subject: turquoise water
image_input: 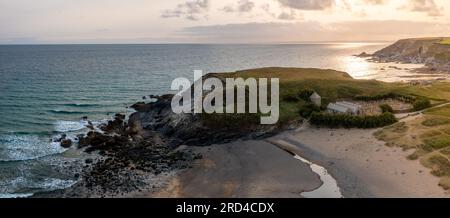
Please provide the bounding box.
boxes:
[0,43,386,197]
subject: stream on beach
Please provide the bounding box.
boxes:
[0,43,434,197]
[294,155,342,198]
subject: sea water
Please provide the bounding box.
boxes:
[0,43,424,197]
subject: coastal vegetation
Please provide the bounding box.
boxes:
[379,104,394,113]
[206,67,443,129]
[375,104,450,190]
[439,38,450,45]
[310,112,397,129]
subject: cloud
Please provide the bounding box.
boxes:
[401,0,443,17]
[361,0,388,4]
[182,20,450,43]
[276,0,335,10]
[221,0,255,13]
[278,10,299,20]
[162,0,210,21]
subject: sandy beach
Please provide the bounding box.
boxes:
[142,126,448,198]
[143,140,322,198]
[275,127,449,197]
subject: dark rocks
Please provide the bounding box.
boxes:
[127,92,283,148]
[356,52,371,57]
[86,121,94,130]
[69,80,293,197]
[193,153,203,160]
[54,134,67,143]
[61,139,73,148]
[100,113,127,134]
[371,38,450,72]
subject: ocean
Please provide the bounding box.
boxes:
[0,43,424,197]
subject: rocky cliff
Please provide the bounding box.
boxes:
[371,37,450,71]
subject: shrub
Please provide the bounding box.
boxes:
[283,93,300,102]
[283,89,315,102]
[413,98,432,111]
[423,136,450,150]
[354,92,416,103]
[427,155,450,177]
[355,92,431,112]
[298,89,315,101]
[299,102,321,118]
[380,104,394,113]
[310,112,397,129]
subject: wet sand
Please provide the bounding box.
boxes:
[145,140,322,198]
[143,126,449,198]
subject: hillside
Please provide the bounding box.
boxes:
[371,37,450,71]
[207,68,450,126]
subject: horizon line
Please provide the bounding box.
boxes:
[0,40,392,46]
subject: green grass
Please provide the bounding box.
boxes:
[439,38,450,45]
[425,105,450,117]
[202,67,450,128]
[420,130,443,138]
[421,117,450,127]
[423,135,450,150]
[425,155,450,177]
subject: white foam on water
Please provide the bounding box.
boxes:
[0,176,77,198]
[0,134,67,162]
[0,193,34,198]
[54,120,88,132]
[294,155,343,198]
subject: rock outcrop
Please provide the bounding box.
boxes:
[371,37,450,71]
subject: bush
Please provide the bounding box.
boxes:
[299,102,321,118]
[355,92,431,112]
[413,98,432,111]
[283,89,314,102]
[423,136,450,150]
[354,92,415,103]
[283,93,300,102]
[380,104,394,113]
[310,112,398,129]
[298,89,315,101]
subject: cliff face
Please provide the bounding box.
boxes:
[372,37,450,71]
[128,91,293,148]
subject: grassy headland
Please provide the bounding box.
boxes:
[440,38,450,45]
[204,67,448,128]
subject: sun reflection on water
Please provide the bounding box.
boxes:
[343,56,372,79]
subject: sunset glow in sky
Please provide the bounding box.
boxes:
[1,0,449,44]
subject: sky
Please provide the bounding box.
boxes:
[0,0,449,44]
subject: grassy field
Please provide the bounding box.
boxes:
[375,104,450,190]
[439,38,450,45]
[204,67,450,126]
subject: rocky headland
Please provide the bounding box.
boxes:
[36,77,300,197]
[363,37,450,72]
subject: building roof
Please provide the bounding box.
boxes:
[327,103,350,113]
[310,92,321,99]
[335,101,361,112]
